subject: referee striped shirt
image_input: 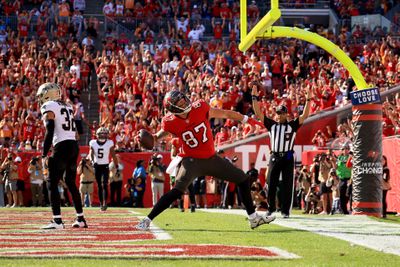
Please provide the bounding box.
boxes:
[264,117,300,153]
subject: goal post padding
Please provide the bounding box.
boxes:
[351,104,383,216]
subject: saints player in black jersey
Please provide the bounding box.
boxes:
[37,82,87,229]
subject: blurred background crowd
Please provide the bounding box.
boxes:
[0,0,399,152]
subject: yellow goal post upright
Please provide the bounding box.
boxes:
[239,0,383,217]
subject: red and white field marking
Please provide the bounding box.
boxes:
[0,209,299,260]
[0,209,167,243]
[0,244,299,259]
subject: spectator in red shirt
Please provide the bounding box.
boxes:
[211,17,225,40]
[215,126,230,146]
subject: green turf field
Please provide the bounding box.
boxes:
[0,208,399,267]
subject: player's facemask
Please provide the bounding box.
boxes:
[164,90,192,115]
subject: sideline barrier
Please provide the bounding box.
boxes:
[6,136,399,210]
[383,137,400,213]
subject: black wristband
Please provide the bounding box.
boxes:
[306,98,311,101]
[252,95,259,101]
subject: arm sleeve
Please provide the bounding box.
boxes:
[290,118,301,132]
[263,117,276,131]
[139,167,147,178]
[42,119,55,157]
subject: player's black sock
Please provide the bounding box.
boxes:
[64,174,84,214]
[77,215,85,222]
[54,218,63,224]
[48,178,61,217]
[148,188,183,220]
[237,179,256,216]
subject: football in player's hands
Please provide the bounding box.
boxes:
[138,129,154,150]
[247,117,265,128]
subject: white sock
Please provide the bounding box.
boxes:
[248,212,257,220]
[145,217,152,222]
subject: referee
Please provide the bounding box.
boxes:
[252,84,311,218]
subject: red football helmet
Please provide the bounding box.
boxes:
[163,90,192,115]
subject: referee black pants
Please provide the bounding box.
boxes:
[266,154,295,215]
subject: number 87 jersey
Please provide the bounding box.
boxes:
[162,99,215,159]
[40,100,77,145]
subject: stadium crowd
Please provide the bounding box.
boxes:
[0,1,399,153]
[0,0,399,213]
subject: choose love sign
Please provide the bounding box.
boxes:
[350,88,381,105]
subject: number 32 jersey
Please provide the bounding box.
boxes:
[162,99,215,159]
[40,100,76,145]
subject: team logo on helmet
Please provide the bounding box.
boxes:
[36,82,62,106]
[163,90,192,115]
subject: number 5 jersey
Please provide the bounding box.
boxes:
[162,99,215,159]
[89,139,114,165]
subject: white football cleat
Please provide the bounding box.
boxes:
[135,217,151,231]
[249,213,276,229]
[72,218,88,228]
[41,220,65,230]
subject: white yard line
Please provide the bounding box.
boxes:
[200,209,400,256]
[130,211,172,240]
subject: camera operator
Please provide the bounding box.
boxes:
[326,168,340,215]
[28,156,44,207]
[126,160,146,207]
[77,158,95,207]
[305,183,320,214]
[147,154,166,206]
[310,155,320,184]
[109,154,124,207]
[337,144,352,214]
[246,162,259,185]
[318,153,335,215]
[297,166,311,213]
[1,154,18,207]
[250,181,268,211]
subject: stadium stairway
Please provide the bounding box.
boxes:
[78,70,99,146]
[85,0,105,16]
[78,1,105,145]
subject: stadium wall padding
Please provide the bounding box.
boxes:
[383,137,400,213]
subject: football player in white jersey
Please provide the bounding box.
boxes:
[89,127,118,211]
[37,82,87,229]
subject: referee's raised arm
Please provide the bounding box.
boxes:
[299,85,313,125]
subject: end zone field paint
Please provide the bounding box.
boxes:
[0,209,299,260]
[0,244,299,260]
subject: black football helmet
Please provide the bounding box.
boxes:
[163,90,192,115]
